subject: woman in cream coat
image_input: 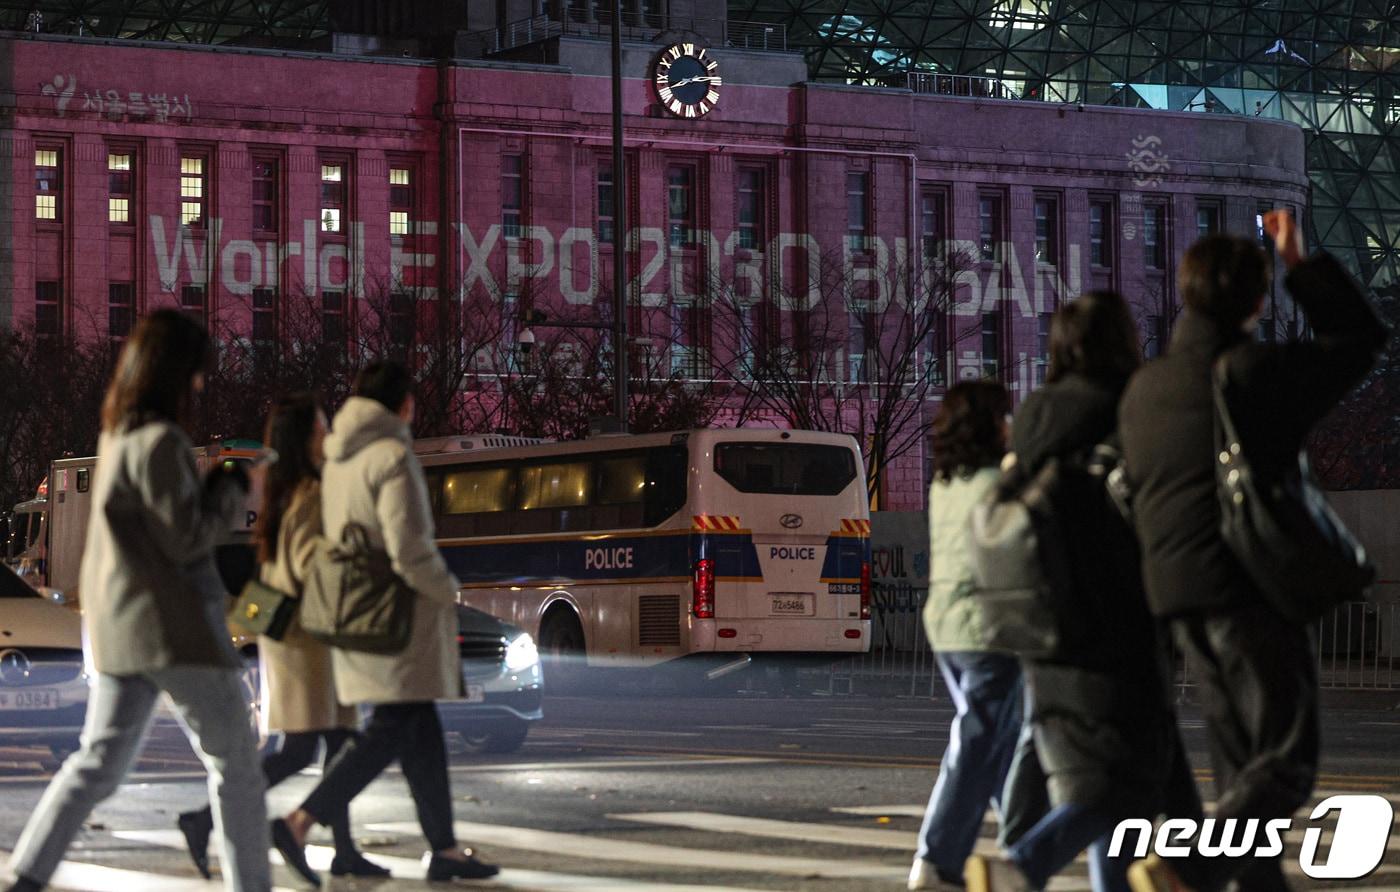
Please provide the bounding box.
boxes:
[177,394,386,880]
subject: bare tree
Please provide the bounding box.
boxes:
[707,245,978,503]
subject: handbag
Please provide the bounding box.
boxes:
[229,577,297,641]
[300,522,416,654]
[1213,357,1375,623]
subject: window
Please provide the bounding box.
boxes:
[981,310,1003,378]
[978,194,1003,261]
[252,288,277,343]
[389,167,412,236]
[389,292,414,355]
[920,188,947,261]
[1144,202,1168,270]
[1034,196,1059,266]
[518,462,592,510]
[35,148,61,222]
[1196,202,1221,239]
[667,164,696,248]
[181,284,206,322]
[1035,311,1053,385]
[597,161,615,244]
[1144,314,1165,359]
[180,156,206,227]
[713,443,857,496]
[736,165,766,250]
[846,172,870,251]
[444,466,515,514]
[596,454,648,505]
[320,162,345,234]
[925,308,948,388]
[501,154,523,239]
[108,283,134,340]
[1089,199,1113,267]
[322,291,345,342]
[35,281,61,337]
[108,152,132,224]
[252,156,279,234]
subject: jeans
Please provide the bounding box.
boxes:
[1171,605,1318,892]
[8,668,269,892]
[1008,802,1126,892]
[916,651,1023,877]
[998,694,1050,850]
[300,702,456,852]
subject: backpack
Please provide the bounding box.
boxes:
[967,444,1123,659]
[300,522,416,654]
[1213,357,1375,622]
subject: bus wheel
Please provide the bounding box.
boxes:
[540,611,586,693]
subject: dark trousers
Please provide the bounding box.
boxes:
[300,702,457,852]
[1172,604,1319,892]
[264,731,357,855]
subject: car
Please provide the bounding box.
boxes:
[0,564,86,762]
[441,604,543,753]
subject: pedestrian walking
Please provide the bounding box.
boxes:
[176,393,387,880]
[909,380,1024,892]
[961,291,1201,892]
[1119,211,1388,892]
[3,310,270,892]
[270,361,498,885]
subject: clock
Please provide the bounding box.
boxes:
[654,43,722,118]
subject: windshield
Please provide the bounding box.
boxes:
[714,442,858,496]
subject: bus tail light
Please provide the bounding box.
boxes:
[859,560,871,620]
[692,558,715,619]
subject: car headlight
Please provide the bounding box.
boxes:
[504,633,539,672]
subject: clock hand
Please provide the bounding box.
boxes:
[671,75,719,88]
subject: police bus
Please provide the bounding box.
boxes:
[417,428,872,683]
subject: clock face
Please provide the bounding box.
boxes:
[654,43,721,118]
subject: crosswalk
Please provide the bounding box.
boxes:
[5,762,1399,892]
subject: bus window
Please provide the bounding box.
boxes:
[643,446,688,526]
[714,443,856,496]
[518,461,591,510]
[596,455,646,505]
[444,466,514,514]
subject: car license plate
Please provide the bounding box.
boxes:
[770,594,813,616]
[0,689,60,710]
[465,684,485,704]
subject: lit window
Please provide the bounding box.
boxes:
[390,212,409,236]
[321,162,345,234]
[109,198,129,223]
[109,152,133,224]
[390,167,412,236]
[35,148,60,222]
[180,156,205,227]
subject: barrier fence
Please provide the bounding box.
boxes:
[825,584,1400,696]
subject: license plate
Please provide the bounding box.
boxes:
[0,689,60,710]
[770,594,813,616]
[465,684,485,704]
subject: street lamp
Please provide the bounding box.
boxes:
[609,0,628,432]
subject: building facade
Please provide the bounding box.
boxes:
[0,9,1308,508]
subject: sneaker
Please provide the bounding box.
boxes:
[964,854,1031,892]
[176,809,213,880]
[908,857,963,890]
[1127,855,1193,892]
[426,851,500,882]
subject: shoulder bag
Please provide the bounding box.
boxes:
[1213,357,1375,623]
[300,522,416,654]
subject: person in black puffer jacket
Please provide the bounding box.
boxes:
[964,291,1200,892]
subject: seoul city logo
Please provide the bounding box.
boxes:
[1110,795,1395,880]
[1126,133,1170,188]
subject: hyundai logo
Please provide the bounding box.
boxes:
[779,513,803,529]
[0,649,32,685]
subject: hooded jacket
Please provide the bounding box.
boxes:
[320,397,461,705]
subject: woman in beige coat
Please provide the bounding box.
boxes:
[177,393,387,880]
[272,362,497,886]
